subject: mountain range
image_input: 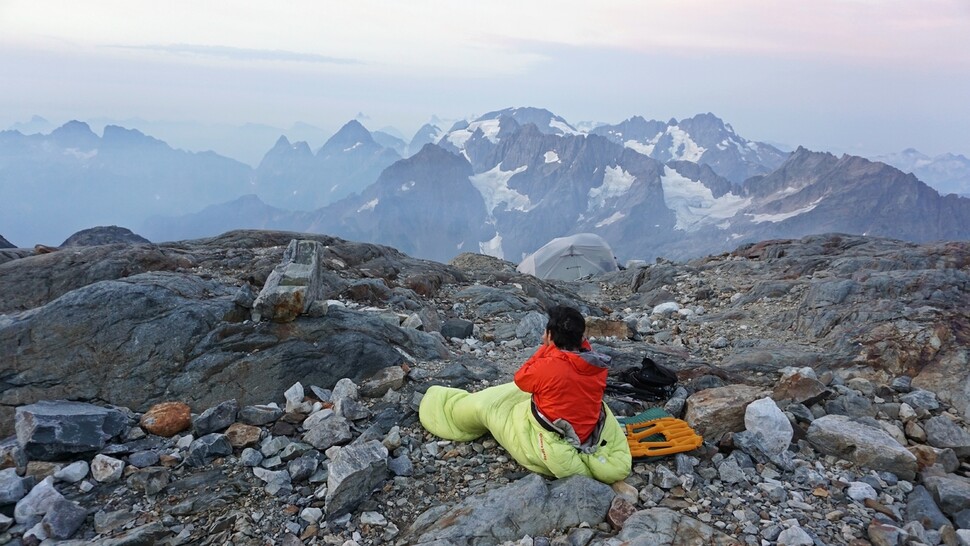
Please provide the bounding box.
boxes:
[4,108,969,262]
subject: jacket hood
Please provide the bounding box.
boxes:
[573,349,612,374]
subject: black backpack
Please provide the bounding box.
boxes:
[606,357,678,401]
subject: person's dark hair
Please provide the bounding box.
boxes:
[546,305,586,351]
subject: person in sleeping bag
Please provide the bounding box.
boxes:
[419,305,631,484]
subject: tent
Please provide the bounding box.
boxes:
[516,233,619,281]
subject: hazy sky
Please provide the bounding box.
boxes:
[2,0,969,158]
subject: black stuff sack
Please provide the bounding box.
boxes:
[606,357,678,401]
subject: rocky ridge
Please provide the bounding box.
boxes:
[1,230,969,545]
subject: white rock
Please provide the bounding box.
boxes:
[284,382,312,414]
[899,403,917,422]
[846,481,878,502]
[14,477,63,525]
[955,529,970,546]
[651,302,680,315]
[303,408,336,430]
[176,434,194,449]
[300,507,323,524]
[360,511,388,526]
[90,455,125,483]
[0,512,12,532]
[744,397,793,456]
[777,524,814,546]
[53,461,89,484]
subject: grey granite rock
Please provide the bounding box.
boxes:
[40,498,87,539]
[193,399,239,435]
[185,433,232,467]
[806,415,917,480]
[326,441,388,518]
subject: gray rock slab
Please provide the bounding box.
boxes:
[806,415,917,480]
[409,474,615,545]
[441,318,474,339]
[15,401,127,460]
[613,507,741,545]
[53,461,89,484]
[326,440,388,518]
[238,404,283,426]
[303,415,353,450]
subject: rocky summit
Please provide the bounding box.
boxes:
[0,229,969,546]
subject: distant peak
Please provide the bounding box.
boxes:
[274,135,291,147]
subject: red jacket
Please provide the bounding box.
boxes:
[513,341,610,443]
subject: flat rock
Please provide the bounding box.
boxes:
[923,474,970,517]
[409,474,615,545]
[613,507,741,545]
[807,415,917,480]
[193,399,239,435]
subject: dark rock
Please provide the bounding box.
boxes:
[185,434,232,467]
[515,311,546,346]
[825,392,875,418]
[441,318,474,339]
[923,415,970,457]
[953,509,970,530]
[388,454,413,477]
[0,273,446,437]
[252,239,324,323]
[358,366,407,398]
[287,456,318,483]
[238,404,284,426]
[15,401,127,460]
[906,485,952,531]
[900,390,941,413]
[60,226,150,247]
[325,440,388,518]
[127,451,160,468]
[408,474,615,545]
[232,284,257,309]
[923,475,970,517]
[193,399,240,435]
[302,415,352,451]
[426,356,502,389]
[38,498,86,540]
[891,376,913,393]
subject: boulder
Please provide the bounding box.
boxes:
[326,441,388,518]
[15,401,128,460]
[193,399,239,435]
[140,402,192,437]
[303,414,353,451]
[0,272,446,437]
[923,475,970,517]
[515,311,546,347]
[409,474,615,545]
[441,318,474,339]
[0,467,26,504]
[806,415,917,480]
[185,434,233,467]
[52,461,88,484]
[772,368,829,405]
[684,384,768,441]
[252,239,323,323]
[923,415,970,457]
[14,477,63,526]
[612,507,740,545]
[41,498,87,539]
[225,423,262,449]
[905,485,952,531]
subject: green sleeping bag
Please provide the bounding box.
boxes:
[419,382,632,484]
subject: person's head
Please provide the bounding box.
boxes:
[545,305,586,350]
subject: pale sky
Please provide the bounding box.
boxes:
[1,0,969,159]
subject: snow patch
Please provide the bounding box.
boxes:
[343,142,363,152]
[549,119,580,135]
[624,138,659,156]
[666,126,706,162]
[746,199,822,223]
[480,233,504,259]
[400,181,416,192]
[469,164,531,216]
[446,119,502,149]
[64,148,98,160]
[595,211,626,227]
[357,199,379,213]
[660,167,750,231]
[588,166,636,210]
[544,151,560,163]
